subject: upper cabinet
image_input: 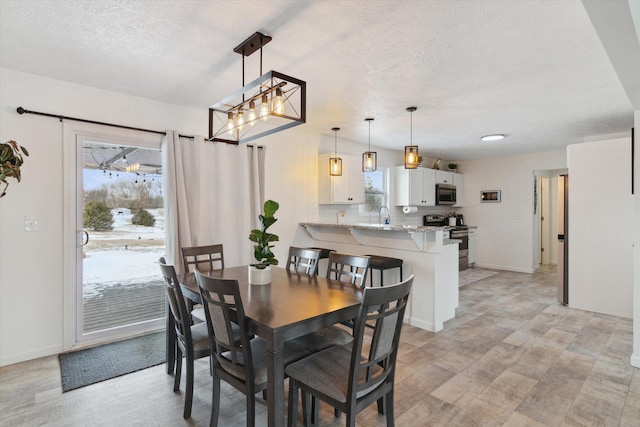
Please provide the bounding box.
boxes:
[318,153,364,204]
[394,166,436,206]
[435,170,453,184]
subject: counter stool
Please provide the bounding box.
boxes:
[365,255,403,287]
[306,247,334,275]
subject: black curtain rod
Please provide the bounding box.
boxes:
[16,106,195,140]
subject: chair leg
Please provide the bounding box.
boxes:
[184,355,194,418]
[377,395,385,414]
[301,391,312,427]
[173,348,182,392]
[247,391,256,427]
[211,374,220,427]
[385,390,395,427]
[288,380,298,427]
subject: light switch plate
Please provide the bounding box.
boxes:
[25,216,38,231]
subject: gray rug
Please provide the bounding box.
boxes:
[59,331,165,392]
[459,268,498,287]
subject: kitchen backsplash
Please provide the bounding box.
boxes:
[314,204,452,226]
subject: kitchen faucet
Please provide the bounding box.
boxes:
[378,206,390,225]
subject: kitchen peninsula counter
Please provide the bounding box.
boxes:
[296,222,459,332]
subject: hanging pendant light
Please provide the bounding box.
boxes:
[404,106,419,169]
[329,127,343,176]
[362,118,377,172]
[208,32,306,144]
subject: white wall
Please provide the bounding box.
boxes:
[457,151,567,273]
[632,110,639,367]
[567,136,634,318]
[0,68,206,366]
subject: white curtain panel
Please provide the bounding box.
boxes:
[162,131,265,272]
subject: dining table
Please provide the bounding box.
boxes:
[167,265,363,427]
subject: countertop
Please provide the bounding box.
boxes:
[300,222,447,233]
[299,222,462,245]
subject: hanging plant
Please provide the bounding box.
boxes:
[0,140,29,198]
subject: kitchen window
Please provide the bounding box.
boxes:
[360,168,388,214]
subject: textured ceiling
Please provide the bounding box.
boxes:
[0,0,636,160]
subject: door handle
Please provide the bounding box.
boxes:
[557,234,564,240]
[82,230,89,246]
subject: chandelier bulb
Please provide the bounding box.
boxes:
[227,112,235,135]
[237,110,245,131]
[272,87,285,115]
[248,100,257,126]
[260,94,269,121]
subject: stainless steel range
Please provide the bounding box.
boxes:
[424,214,469,271]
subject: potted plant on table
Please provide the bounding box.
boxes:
[248,199,279,285]
[0,140,29,198]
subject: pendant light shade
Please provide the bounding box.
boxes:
[362,118,377,172]
[329,127,342,176]
[404,106,419,169]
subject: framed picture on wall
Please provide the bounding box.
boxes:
[481,190,501,203]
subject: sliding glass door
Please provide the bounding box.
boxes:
[76,134,165,342]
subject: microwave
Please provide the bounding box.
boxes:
[436,184,456,205]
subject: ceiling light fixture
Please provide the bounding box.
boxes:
[481,134,505,141]
[329,127,342,176]
[208,32,306,144]
[404,106,419,169]
[362,118,377,172]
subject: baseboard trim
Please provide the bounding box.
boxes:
[474,263,535,274]
[408,317,441,332]
[631,353,640,368]
[0,343,63,368]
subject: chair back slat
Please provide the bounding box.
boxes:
[158,257,192,346]
[349,275,413,399]
[326,252,370,288]
[181,244,224,273]
[195,271,254,383]
[286,246,321,275]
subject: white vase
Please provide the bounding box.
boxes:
[248,265,271,285]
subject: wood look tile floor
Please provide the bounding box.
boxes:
[1,266,638,426]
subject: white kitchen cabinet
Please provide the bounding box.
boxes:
[468,227,477,265]
[453,172,464,207]
[318,153,364,204]
[435,170,454,184]
[394,166,436,206]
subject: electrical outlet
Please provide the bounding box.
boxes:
[25,216,38,232]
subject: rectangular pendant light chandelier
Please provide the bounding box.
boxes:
[208,32,306,144]
[404,106,419,169]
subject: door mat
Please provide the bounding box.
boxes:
[459,268,498,287]
[59,331,165,392]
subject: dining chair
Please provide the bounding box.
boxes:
[286,246,354,353]
[195,270,310,427]
[286,246,321,274]
[158,257,211,419]
[181,244,225,273]
[326,252,370,289]
[181,244,225,322]
[286,274,414,427]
